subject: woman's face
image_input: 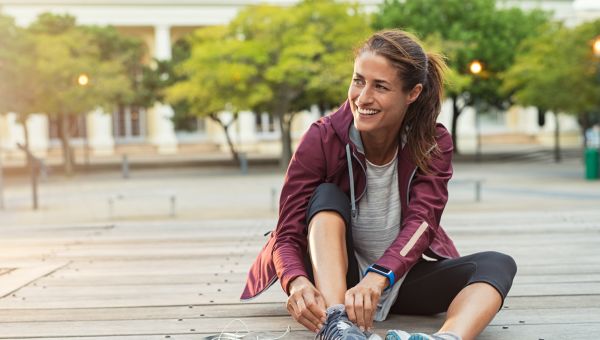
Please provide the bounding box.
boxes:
[348,51,421,139]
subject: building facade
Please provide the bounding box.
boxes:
[0,0,598,161]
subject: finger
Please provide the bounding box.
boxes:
[297,297,322,327]
[297,315,320,333]
[363,296,373,331]
[354,294,365,331]
[315,294,327,323]
[345,293,356,323]
[304,293,326,323]
[287,298,302,319]
[368,292,380,330]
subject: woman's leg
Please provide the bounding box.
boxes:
[437,282,502,340]
[308,210,349,306]
[305,183,360,307]
[390,251,517,340]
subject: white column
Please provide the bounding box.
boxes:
[457,107,477,153]
[86,109,115,156]
[4,113,22,154]
[238,111,257,149]
[154,25,172,60]
[27,114,49,157]
[148,25,178,153]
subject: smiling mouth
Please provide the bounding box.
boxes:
[356,106,380,116]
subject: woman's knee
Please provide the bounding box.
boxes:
[306,183,351,228]
[480,251,517,277]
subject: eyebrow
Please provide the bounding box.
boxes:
[354,72,393,86]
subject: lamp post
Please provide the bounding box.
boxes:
[78,73,91,169]
[469,60,483,162]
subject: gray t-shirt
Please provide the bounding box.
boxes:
[351,152,406,321]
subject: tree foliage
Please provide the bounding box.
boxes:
[167,0,372,167]
[502,19,600,146]
[1,13,143,175]
[0,15,40,121]
[373,0,549,152]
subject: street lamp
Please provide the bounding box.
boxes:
[593,36,600,57]
[78,73,89,86]
[469,60,483,75]
[469,60,484,162]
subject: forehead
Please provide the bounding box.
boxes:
[353,51,399,83]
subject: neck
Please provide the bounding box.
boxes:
[361,132,399,165]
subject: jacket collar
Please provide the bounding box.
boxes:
[329,99,408,156]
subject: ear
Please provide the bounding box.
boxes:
[407,84,423,104]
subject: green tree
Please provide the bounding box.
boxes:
[166,25,270,164]
[374,0,549,153]
[169,0,371,168]
[28,13,132,175]
[0,14,41,155]
[502,20,600,157]
[246,0,371,167]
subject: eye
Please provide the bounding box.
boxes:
[352,78,365,86]
[375,84,389,91]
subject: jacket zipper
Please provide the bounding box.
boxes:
[406,167,418,204]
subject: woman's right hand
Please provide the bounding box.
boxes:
[286,276,327,332]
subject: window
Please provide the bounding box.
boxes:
[113,105,146,141]
[48,115,86,139]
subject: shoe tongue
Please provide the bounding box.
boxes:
[326,304,345,315]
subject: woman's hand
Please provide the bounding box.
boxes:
[344,272,387,332]
[286,276,327,332]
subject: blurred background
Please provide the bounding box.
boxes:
[0,0,599,223]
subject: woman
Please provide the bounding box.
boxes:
[241,30,516,340]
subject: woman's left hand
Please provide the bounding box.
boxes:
[344,272,388,332]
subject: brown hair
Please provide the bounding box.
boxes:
[356,29,447,171]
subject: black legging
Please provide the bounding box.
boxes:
[304,183,517,315]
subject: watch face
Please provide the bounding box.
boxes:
[371,264,391,274]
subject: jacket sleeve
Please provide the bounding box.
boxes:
[375,126,453,281]
[272,123,328,295]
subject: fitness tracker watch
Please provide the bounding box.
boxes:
[365,264,395,290]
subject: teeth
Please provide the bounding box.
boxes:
[357,107,379,115]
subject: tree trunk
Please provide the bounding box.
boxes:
[553,111,561,163]
[451,95,463,154]
[208,113,240,165]
[279,112,294,170]
[21,115,31,167]
[578,114,592,149]
[58,114,74,176]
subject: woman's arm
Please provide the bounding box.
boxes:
[376,125,454,281]
[272,123,329,294]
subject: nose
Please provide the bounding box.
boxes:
[356,86,373,106]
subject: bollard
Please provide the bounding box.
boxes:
[239,152,248,175]
[122,154,130,179]
[170,195,176,217]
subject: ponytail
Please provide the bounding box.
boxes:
[402,52,447,173]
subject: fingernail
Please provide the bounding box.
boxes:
[360,326,365,332]
[318,324,323,330]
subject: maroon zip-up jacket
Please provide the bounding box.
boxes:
[241,100,459,301]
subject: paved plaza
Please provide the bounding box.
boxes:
[0,157,599,339]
